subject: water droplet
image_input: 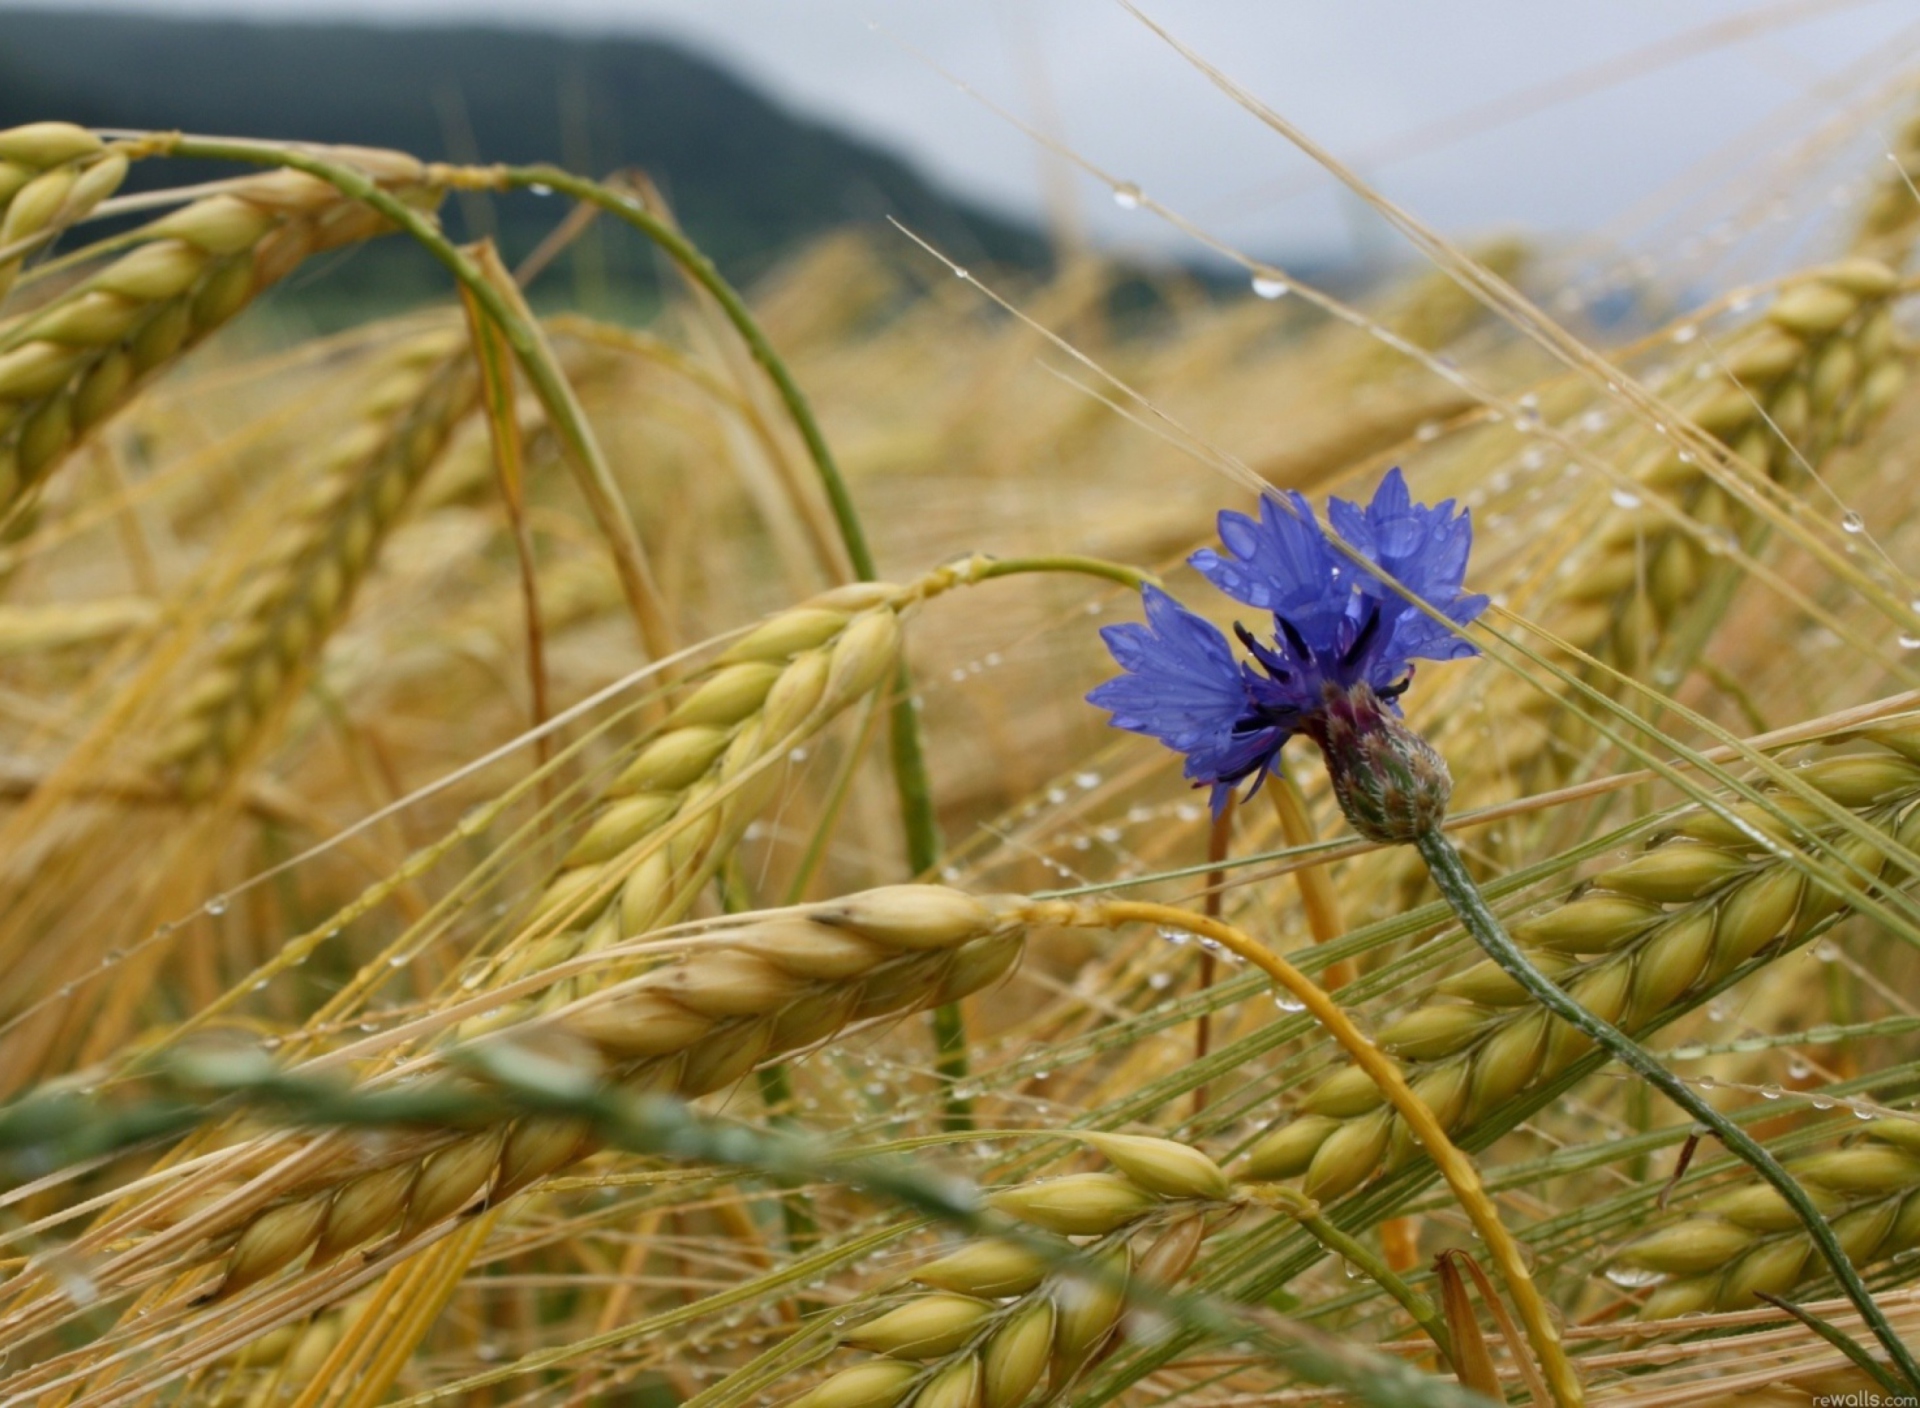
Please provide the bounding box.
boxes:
[1813,939,1839,963]
[1854,1107,1876,1122]
[1610,488,1642,509]
[1273,991,1306,1013]
[1670,324,1698,345]
[529,182,553,196]
[56,1270,98,1307]
[1841,511,1865,534]
[1074,771,1101,790]
[1605,1265,1666,1289]
[1810,1094,1835,1111]
[1414,420,1443,442]
[1147,972,1173,991]
[952,266,970,281]
[1111,182,1143,209]
[206,895,229,916]
[1250,273,1290,300]
[1157,926,1192,947]
[1787,1057,1812,1080]
[1901,633,1920,650]
[1759,1084,1783,1101]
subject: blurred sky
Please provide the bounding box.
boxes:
[18,0,1920,268]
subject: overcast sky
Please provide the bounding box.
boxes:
[14,1,1920,271]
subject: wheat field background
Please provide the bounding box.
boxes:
[2,11,1920,1406]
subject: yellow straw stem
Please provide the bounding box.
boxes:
[1267,773,1354,987]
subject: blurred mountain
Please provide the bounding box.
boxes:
[0,7,1052,310]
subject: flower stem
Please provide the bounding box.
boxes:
[1055,897,1585,1408]
[1413,826,1920,1395]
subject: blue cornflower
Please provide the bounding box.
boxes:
[1087,468,1486,836]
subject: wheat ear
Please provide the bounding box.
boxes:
[200,885,1027,1300]
[0,146,439,513]
[0,122,128,302]
[150,340,478,799]
[785,1135,1229,1408]
[450,581,911,1037]
[1457,259,1907,797]
[1615,1117,1920,1318]
[1245,740,1920,1201]
[1854,106,1920,264]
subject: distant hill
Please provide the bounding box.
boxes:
[0,8,1052,310]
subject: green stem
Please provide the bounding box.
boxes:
[493,165,877,577]
[488,164,977,1126]
[1247,1182,1454,1368]
[966,554,1159,592]
[1413,827,1920,1395]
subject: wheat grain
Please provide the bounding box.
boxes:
[0,123,127,302]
